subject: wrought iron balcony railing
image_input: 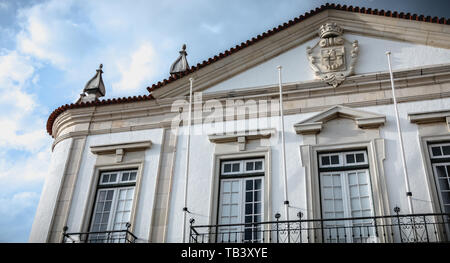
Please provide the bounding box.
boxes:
[189,209,450,243]
[62,223,137,243]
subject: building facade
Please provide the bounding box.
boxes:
[30,4,450,243]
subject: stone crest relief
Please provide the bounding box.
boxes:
[307,23,359,87]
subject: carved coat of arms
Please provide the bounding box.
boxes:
[307,23,359,87]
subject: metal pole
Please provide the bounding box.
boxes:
[385,52,414,215]
[182,77,194,242]
[277,66,290,222]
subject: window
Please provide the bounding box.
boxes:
[218,158,264,243]
[318,151,375,243]
[429,143,450,214]
[89,170,137,242]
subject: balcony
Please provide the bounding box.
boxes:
[189,209,450,243]
[62,223,137,243]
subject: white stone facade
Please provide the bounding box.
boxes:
[30,7,450,243]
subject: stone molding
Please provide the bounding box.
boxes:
[409,109,450,131]
[90,141,152,163]
[294,105,385,134]
[50,63,450,149]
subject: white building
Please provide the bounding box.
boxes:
[30,4,450,243]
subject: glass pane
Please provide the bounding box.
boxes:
[443,146,450,156]
[348,173,357,185]
[245,216,252,223]
[102,174,110,183]
[436,165,447,178]
[232,181,240,192]
[254,203,261,214]
[255,161,263,171]
[334,187,342,199]
[232,163,240,172]
[350,185,359,197]
[130,172,137,181]
[245,204,252,214]
[106,190,114,200]
[334,200,343,211]
[245,192,253,202]
[323,187,333,199]
[99,191,106,201]
[246,162,254,171]
[254,179,262,190]
[230,205,238,216]
[246,180,253,191]
[322,175,332,186]
[223,193,231,204]
[438,179,450,191]
[330,155,339,165]
[355,153,365,163]
[231,193,239,203]
[109,174,117,183]
[222,205,230,215]
[361,197,371,209]
[351,198,361,210]
[254,191,261,202]
[359,185,369,196]
[223,182,231,193]
[332,175,341,186]
[224,164,232,173]
[122,173,129,182]
[358,172,368,184]
[322,156,330,166]
[346,154,355,164]
[432,146,442,156]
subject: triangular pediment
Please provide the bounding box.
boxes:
[150,6,450,99]
[294,106,385,134]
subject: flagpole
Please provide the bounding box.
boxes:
[182,77,194,242]
[277,66,290,221]
[385,52,414,214]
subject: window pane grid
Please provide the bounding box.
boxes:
[90,170,137,242]
[320,167,375,243]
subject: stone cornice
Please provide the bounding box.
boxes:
[408,109,450,127]
[50,63,450,150]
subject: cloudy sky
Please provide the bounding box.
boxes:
[0,0,448,242]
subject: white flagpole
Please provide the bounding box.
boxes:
[385,52,414,214]
[277,66,290,221]
[182,77,194,242]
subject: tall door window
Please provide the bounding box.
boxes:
[429,143,450,214]
[318,151,376,243]
[89,170,137,242]
[218,159,264,243]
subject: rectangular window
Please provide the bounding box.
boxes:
[218,158,264,243]
[318,151,375,243]
[89,170,137,243]
[429,143,450,214]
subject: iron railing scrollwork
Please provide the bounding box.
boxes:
[189,209,450,243]
[62,223,137,243]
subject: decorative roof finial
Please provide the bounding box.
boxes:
[170,44,190,77]
[77,63,106,103]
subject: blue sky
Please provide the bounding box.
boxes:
[0,0,448,243]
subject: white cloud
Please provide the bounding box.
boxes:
[201,23,223,34]
[113,42,159,93]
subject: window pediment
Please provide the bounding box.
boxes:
[294,106,385,135]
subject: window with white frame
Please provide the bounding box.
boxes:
[218,158,264,243]
[318,150,376,243]
[89,170,137,242]
[429,142,450,214]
